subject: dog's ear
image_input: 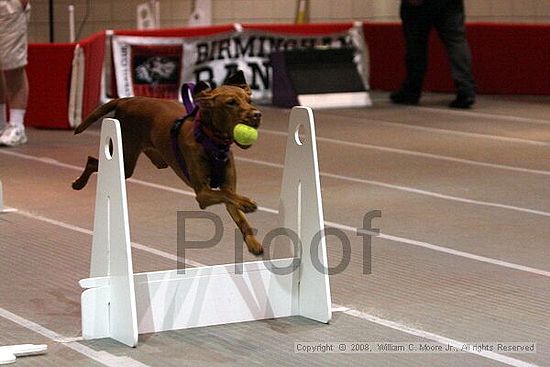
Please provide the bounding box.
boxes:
[193,81,213,96]
[223,71,252,95]
[193,81,215,108]
[224,70,246,86]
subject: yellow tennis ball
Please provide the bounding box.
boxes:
[233,123,258,146]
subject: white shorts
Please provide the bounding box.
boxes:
[0,0,30,70]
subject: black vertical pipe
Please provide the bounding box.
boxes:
[49,0,54,43]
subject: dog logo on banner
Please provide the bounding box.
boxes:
[131,45,183,99]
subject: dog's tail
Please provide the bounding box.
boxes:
[74,98,129,135]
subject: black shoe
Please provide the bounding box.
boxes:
[449,94,475,109]
[390,90,420,105]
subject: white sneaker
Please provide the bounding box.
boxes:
[0,125,27,147]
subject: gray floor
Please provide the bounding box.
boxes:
[1,91,549,366]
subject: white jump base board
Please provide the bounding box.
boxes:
[298,91,372,109]
[81,258,299,337]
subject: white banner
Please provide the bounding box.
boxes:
[111,23,369,103]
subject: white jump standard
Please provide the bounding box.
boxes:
[0,181,18,214]
[79,106,332,347]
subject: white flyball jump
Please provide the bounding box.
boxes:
[79,106,332,347]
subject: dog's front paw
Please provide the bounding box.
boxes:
[236,196,257,213]
[245,235,263,256]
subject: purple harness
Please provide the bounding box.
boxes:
[170,83,232,189]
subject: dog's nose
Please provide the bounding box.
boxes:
[250,110,262,127]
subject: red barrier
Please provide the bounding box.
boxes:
[243,23,356,35]
[361,23,405,92]
[363,22,550,94]
[79,32,106,119]
[468,23,550,94]
[113,25,235,37]
[26,43,75,128]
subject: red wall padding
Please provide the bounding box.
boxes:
[467,23,550,94]
[361,23,406,93]
[113,25,235,37]
[25,43,75,128]
[79,32,106,119]
[243,23,356,35]
[363,22,550,94]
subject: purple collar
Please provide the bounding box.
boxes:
[192,112,232,188]
[171,84,233,189]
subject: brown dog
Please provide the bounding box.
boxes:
[72,71,263,255]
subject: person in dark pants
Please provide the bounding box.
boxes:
[390,0,476,108]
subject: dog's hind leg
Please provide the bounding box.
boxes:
[72,147,141,190]
[72,156,98,190]
[225,203,263,255]
[120,141,145,179]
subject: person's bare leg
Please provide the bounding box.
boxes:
[4,66,28,110]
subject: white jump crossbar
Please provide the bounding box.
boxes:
[79,106,332,347]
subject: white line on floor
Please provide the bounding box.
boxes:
[261,129,550,176]
[328,221,550,278]
[417,106,550,126]
[83,124,550,175]
[8,198,550,280]
[317,110,549,146]
[372,118,549,146]
[369,98,550,126]
[2,149,550,273]
[0,307,150,367]
[4,207,542,367]
[236,156,550,218]
[328,97,550,125]
[337,306,541,367]
[1,205,204,269]
[2,149,549,219]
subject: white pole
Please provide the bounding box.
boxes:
[154,0,160,28]
[68,5,75,42]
